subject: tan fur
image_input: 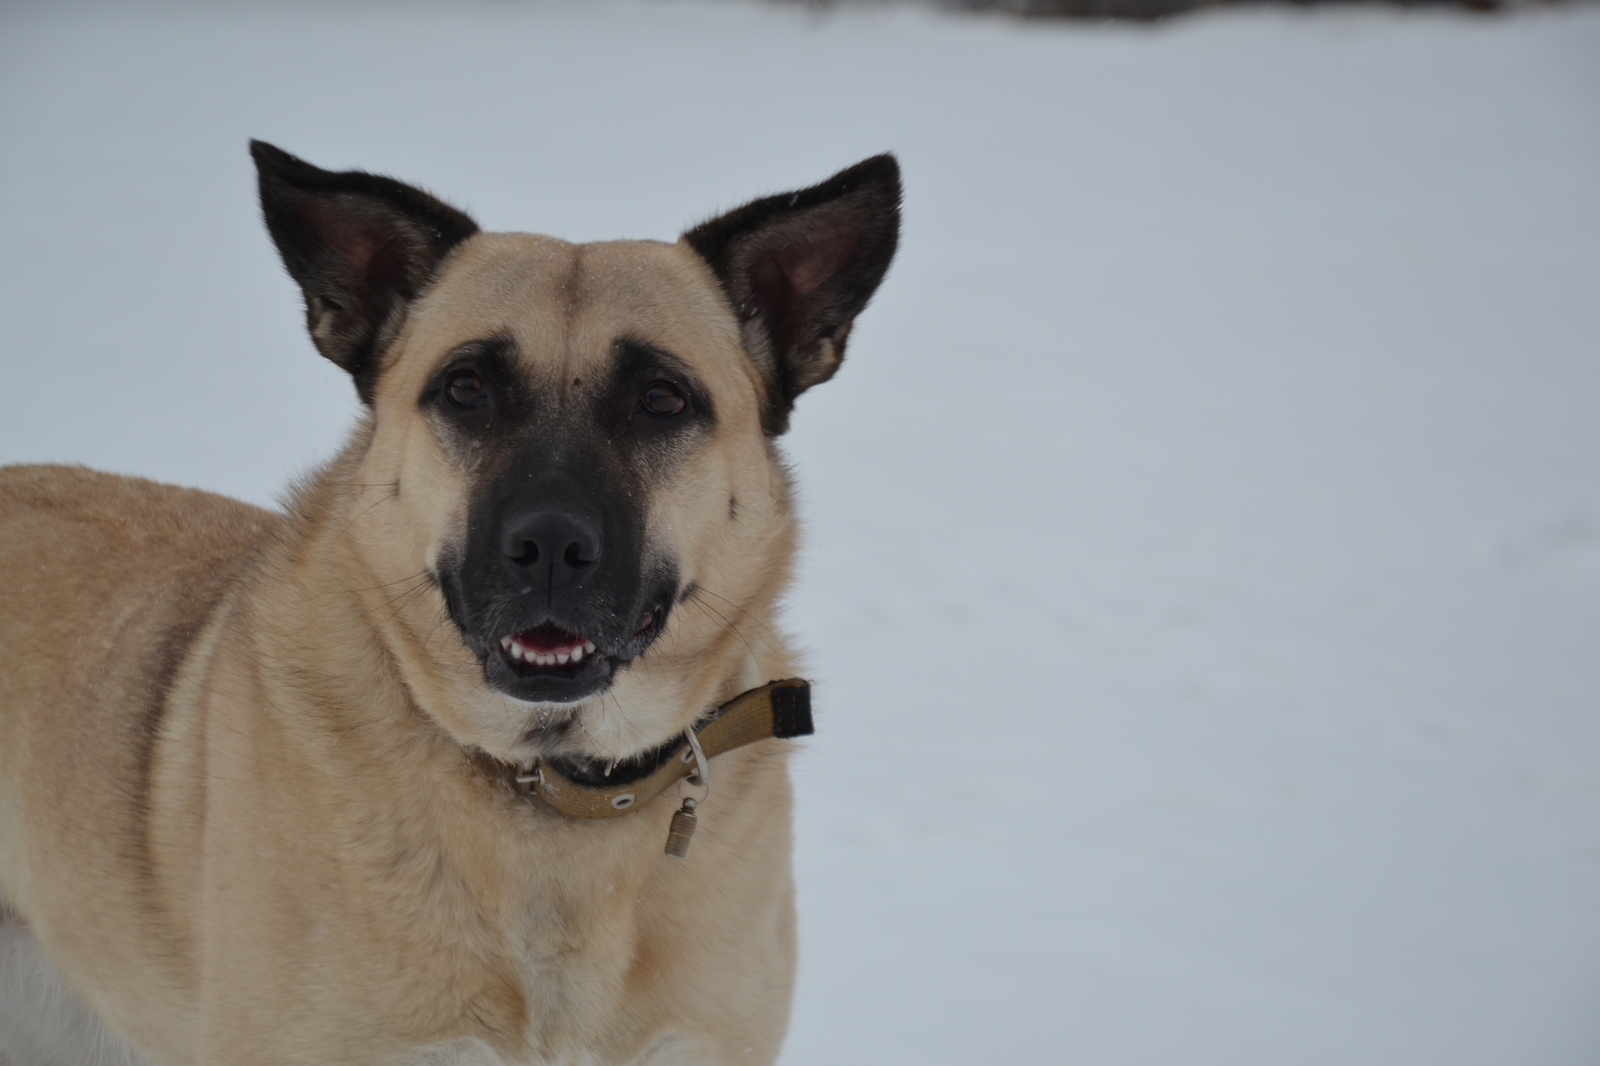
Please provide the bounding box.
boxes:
[0,234,809,1064]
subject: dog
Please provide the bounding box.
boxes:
[0,142,899,1065]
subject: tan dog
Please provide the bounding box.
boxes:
[0,143,899,1065]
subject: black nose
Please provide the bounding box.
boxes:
[499,510,603,589]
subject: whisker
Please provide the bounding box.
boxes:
[333,488,400,539]
[378,581,434,626]
[366,575,434,616]
[692,586,781,643]
[346,570,432,595]
[683,592,761,672]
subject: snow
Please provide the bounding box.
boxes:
[2,1,1598,1062]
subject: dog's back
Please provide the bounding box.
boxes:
[0,466,277,1060]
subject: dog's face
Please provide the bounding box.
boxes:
[252,144,898,764]
[360,236,788,760]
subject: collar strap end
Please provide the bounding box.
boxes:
[523,679,812,819]
[770,681,813,739]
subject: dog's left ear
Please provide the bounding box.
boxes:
[251,140,480,404]
[683,155,900,436]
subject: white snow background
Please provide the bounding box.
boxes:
[2,1,1598,1062]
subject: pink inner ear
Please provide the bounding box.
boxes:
[775,226,861,296]
[302,196,388,276]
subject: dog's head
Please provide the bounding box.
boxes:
[252,142,898,764]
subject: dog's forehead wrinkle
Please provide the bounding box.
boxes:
[553,241,585,326]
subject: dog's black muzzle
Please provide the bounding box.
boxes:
[439,465,676,705]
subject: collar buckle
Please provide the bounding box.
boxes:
[513,763,542,796]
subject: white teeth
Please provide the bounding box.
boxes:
[502,633,595,667]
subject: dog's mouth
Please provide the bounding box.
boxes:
[481,608,667,704]
[499,623,598,674]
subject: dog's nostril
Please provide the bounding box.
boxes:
[498,510,603,585]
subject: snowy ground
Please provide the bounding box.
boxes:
[2,1,1598,1062]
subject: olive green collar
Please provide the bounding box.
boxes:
[512,679,812,856]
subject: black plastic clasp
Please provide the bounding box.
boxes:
[770,681,814,738]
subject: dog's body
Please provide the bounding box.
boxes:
[0,146,898,1065]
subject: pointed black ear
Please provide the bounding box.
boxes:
[250,141,479,404]
[683,155,900,435]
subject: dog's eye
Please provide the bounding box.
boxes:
[446,371,487,409]
[640,382,687,418]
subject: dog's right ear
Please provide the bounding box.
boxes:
[250,141,479,403]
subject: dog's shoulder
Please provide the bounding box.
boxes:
[0,466,282,971]
[0,463,281,773]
